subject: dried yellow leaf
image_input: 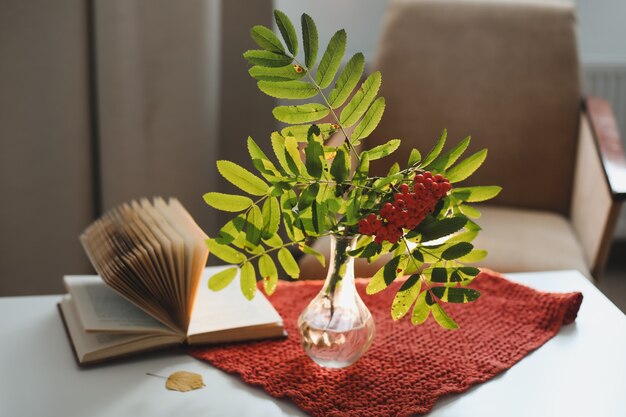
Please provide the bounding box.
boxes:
[165,371,205,392]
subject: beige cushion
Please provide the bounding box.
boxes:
[298,205,590,280]
[370,0,581,215]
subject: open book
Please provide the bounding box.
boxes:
[58,198,284,365]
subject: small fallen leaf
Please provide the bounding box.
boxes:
[165,371,205,392]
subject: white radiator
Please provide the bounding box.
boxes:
[582,63,626,239]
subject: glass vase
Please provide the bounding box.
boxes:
[297,234,375,368]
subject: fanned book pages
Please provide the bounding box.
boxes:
[58,198,284,365]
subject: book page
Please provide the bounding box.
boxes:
[187,266,283,337]
[64,276,178,335]
[59,295,182,365]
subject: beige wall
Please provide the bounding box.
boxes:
[0,0,95,295]
[0,0,275,295]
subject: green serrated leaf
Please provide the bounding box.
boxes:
[215,214,246,246]
[330,147,349,183]
[203,192,252,212]
[431,303,458,329]
[340,71,382,127]
[411,291,430,325]
[300,244,326,268]
[250,25,285,53]
[391,274,422,320]
[431,287,480,303]
[270,132,292,174]
[457,249,488,263]
[301,13,318,68]
[305,129,324,178]
[243,50,292,67]
[421,129,447,167]
[272,103,330,124]
[328,53,365,109]
[263,233,283,248]
[418,216,468,242]
[425,135,471,171]
[261,197,280,239]
[441,242,474,260]
[352,97,385,142]
[208,267,238,291]
[365,139,401,161]
[284,135,304,174]
[298,183,319,211]
[366,254,406,294]
[257,80,317,99]
[258,254,279,295]
[239,262,257,300]
[248,65,304,81]
[446,149,488,183]
[274,10,298,56]
[217,160,268,196]
[408,148,422,166]
[315,29,346,89]
[281,123,337,141]
[245,205,263,247]
[459,204,481,219]
[278,247,300,278]
[453,186,502,203]
[206,238,246,264]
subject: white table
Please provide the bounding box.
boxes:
[1,270,625,417]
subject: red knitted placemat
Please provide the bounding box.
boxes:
[189,270,582,416]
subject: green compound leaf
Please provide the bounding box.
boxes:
[245,205,263,247]
[258,80,318,99]
[274,10,298,56]
[261,196,280,239]
[446,149,488,183]
[248,65,305,82]
[216,160,268,196]
[258,254,279,295]
[328,53,365,109]
[243,50,292,67]
[250,25,285,53]
[441,242,474,260]
[459,204,481,219]
[203,192,253,212]
[425,135,471,172]
[421,129,447,168]
[208,267,238,291]
[272,103,330,124]
[277,247,300,278]
[315,29,347,89]
[431,286,480,303]
[284,135,305,175]
[301,13,318,69]
[270,132,292,174]
[298,183,319,211]
[340,71,382,127]
[452,186,502,203]
[431,303,459,329]
[391,274,422,320]
[239,261,257,300]
[364,139,401,161]
[352,97,386,142]
[206,238,247,264]
[411,291,430,325]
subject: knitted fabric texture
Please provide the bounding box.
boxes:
[189,270,582,417]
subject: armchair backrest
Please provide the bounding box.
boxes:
[370,0,581,215]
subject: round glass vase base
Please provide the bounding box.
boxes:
[299,319,375,369]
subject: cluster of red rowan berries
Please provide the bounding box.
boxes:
[357,172,452,244]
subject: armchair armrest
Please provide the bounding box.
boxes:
[584,96,626,199]
[570,97,626,279]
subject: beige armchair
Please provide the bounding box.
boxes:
[299,0,626,281]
